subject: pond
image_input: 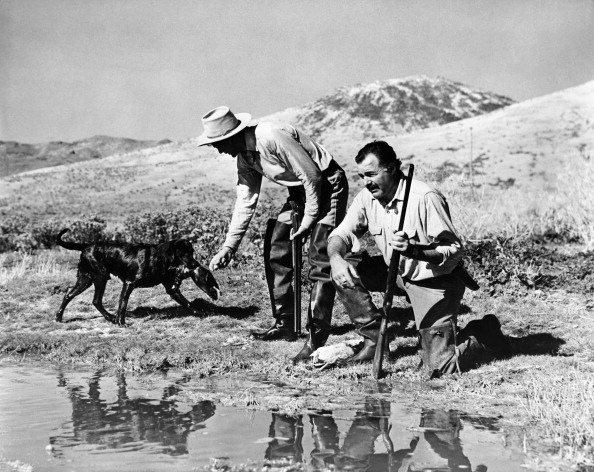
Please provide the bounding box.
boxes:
[0,362,526,471]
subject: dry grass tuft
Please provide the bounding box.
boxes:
[555,155,594,250]
[525,366,594,462]
[0,252,63,284]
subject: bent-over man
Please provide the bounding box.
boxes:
[196,106,349,363]
[328,141,510,374]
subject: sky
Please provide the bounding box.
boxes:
[1,0,593,143]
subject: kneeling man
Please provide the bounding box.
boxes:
[327,141,510,376]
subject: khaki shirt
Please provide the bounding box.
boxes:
[329,177,463,281]
[223,122,335,250]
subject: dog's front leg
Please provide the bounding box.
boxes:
[115,282,135,326]
[163,282,197,314]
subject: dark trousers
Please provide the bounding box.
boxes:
[264,161,348,330]
[334,252,465,329]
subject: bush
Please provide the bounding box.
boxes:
[121,206,229,257]
[0,214,110,253]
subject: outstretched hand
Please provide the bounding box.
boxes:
[209,247,235,271]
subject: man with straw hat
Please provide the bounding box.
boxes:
[197,106,349,363]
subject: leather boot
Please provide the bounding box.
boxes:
[292,320,331,364]
[251,316,297,342]
[346,319,380,365]
[418,321,458,379]
[261,218,295,337]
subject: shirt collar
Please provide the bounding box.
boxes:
[385,176,405,208]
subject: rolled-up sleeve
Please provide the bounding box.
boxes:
[423,192,463,269]
[328,192,369,253]
[223,162,263,251]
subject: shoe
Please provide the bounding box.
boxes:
[292,327,330,364]
[346,338,377,365]
[346,320,380,365]
[251,318,297,342]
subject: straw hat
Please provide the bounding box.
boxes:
[196,106,252,146]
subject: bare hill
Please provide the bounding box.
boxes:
[1,79,591,225]
[383,79,594,190]
[261,75,514,146]
[0,135,170,177]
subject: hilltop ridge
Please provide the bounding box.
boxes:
[261,75,514,145]
[2,77,591,223]
[0,135,170,177]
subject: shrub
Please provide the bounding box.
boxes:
[0,214,110,252]
[121,206,230,257]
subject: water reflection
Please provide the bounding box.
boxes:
[51,370,215,455]
[400,409,480,472]
[264,398,487,471]
[45,370,499,470]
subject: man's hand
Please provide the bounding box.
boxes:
[290,224,312,242]
[290,214,316,241]
[330,257,360,289]
[209,247,235,271]
[391,230,411,255]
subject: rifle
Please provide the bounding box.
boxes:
[372,164,414,380]
[289,201,302,334]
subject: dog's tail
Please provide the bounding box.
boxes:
[56,229,87,251]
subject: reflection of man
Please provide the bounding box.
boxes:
[397,410,487,472]
[261,401,489,472]
[197,107,349,363]
[263,414,304,464]
[261,400,391,470]
[328,141,510,373]
[333,398,390,471]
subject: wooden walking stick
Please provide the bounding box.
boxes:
[289,201,302,334]
[372,164,414,380]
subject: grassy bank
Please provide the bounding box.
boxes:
[1,158,593,469]
[1,241,593,470]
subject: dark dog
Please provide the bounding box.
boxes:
[55,229,220,326]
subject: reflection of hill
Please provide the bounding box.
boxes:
[50,371,215,456]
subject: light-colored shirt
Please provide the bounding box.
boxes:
[328,177,463,281]
[223,122,335,251]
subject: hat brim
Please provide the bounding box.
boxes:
[196,112,252,146]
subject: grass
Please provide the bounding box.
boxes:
[1,154,594,470]
[0,251,62,283]
[525,366,594,463]
[1,243,594,469]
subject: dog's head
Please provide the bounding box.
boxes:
[168,239,200,270]
[190,265,221,301]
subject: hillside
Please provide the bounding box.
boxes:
[381,79,594,190]
[261,75,514,145]
[0,136,170,177]
[1,78,591,226]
